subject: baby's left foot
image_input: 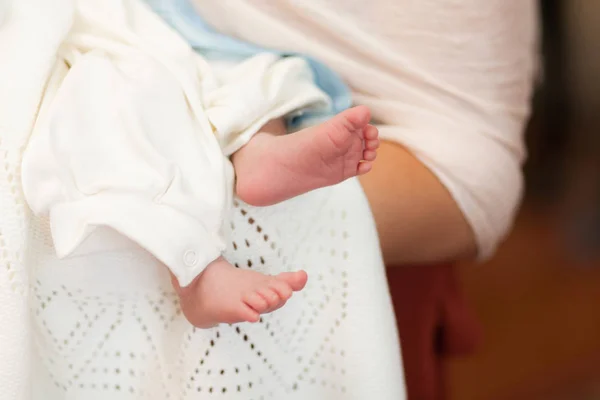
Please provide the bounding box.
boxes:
[171,257,307,328]
[233,106,379,206]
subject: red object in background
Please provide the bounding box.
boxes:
[387,264,481,400]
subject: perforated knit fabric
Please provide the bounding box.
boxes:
[1,139,406,400]
[1,126,406,400]
[0,126,34,400]
[24,180,405,400]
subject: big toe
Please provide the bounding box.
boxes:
[236,304,260,324]
[338,105,371,130]
[277,270,308,291]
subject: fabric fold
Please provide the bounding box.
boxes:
[204,53,330,156]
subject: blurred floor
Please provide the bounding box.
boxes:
[447,202,600,400]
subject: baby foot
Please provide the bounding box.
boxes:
[171,257,307,328]
[233,105,379,206]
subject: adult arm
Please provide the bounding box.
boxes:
[360,142,476,265]
[358,1,539,265]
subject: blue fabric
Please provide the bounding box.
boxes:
[144,0,351,127]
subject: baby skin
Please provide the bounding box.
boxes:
[172,106,379,328]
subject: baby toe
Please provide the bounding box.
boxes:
[257,287,281,310]
[243,291,269,313]
[363,124,379,140]
[365,138,380,150]
[239,303,260,323]
[269,279,293,302]
[357,161,373,175]
[363,149,377,162]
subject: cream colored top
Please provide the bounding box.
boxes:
[191,0,539,258]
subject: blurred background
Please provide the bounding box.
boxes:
[446,1,600,399]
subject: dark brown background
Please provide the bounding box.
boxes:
[445,1,600,398]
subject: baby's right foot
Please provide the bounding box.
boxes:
[171,257,307,328]
[233,106,379,206]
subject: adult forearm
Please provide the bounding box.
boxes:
[359,141,477,265]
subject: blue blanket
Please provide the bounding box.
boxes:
[144,0,351,128]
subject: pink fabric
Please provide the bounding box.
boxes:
[387,264,481,400]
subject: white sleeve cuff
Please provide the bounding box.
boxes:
[204,53,331,156]
[49,193,225,287]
